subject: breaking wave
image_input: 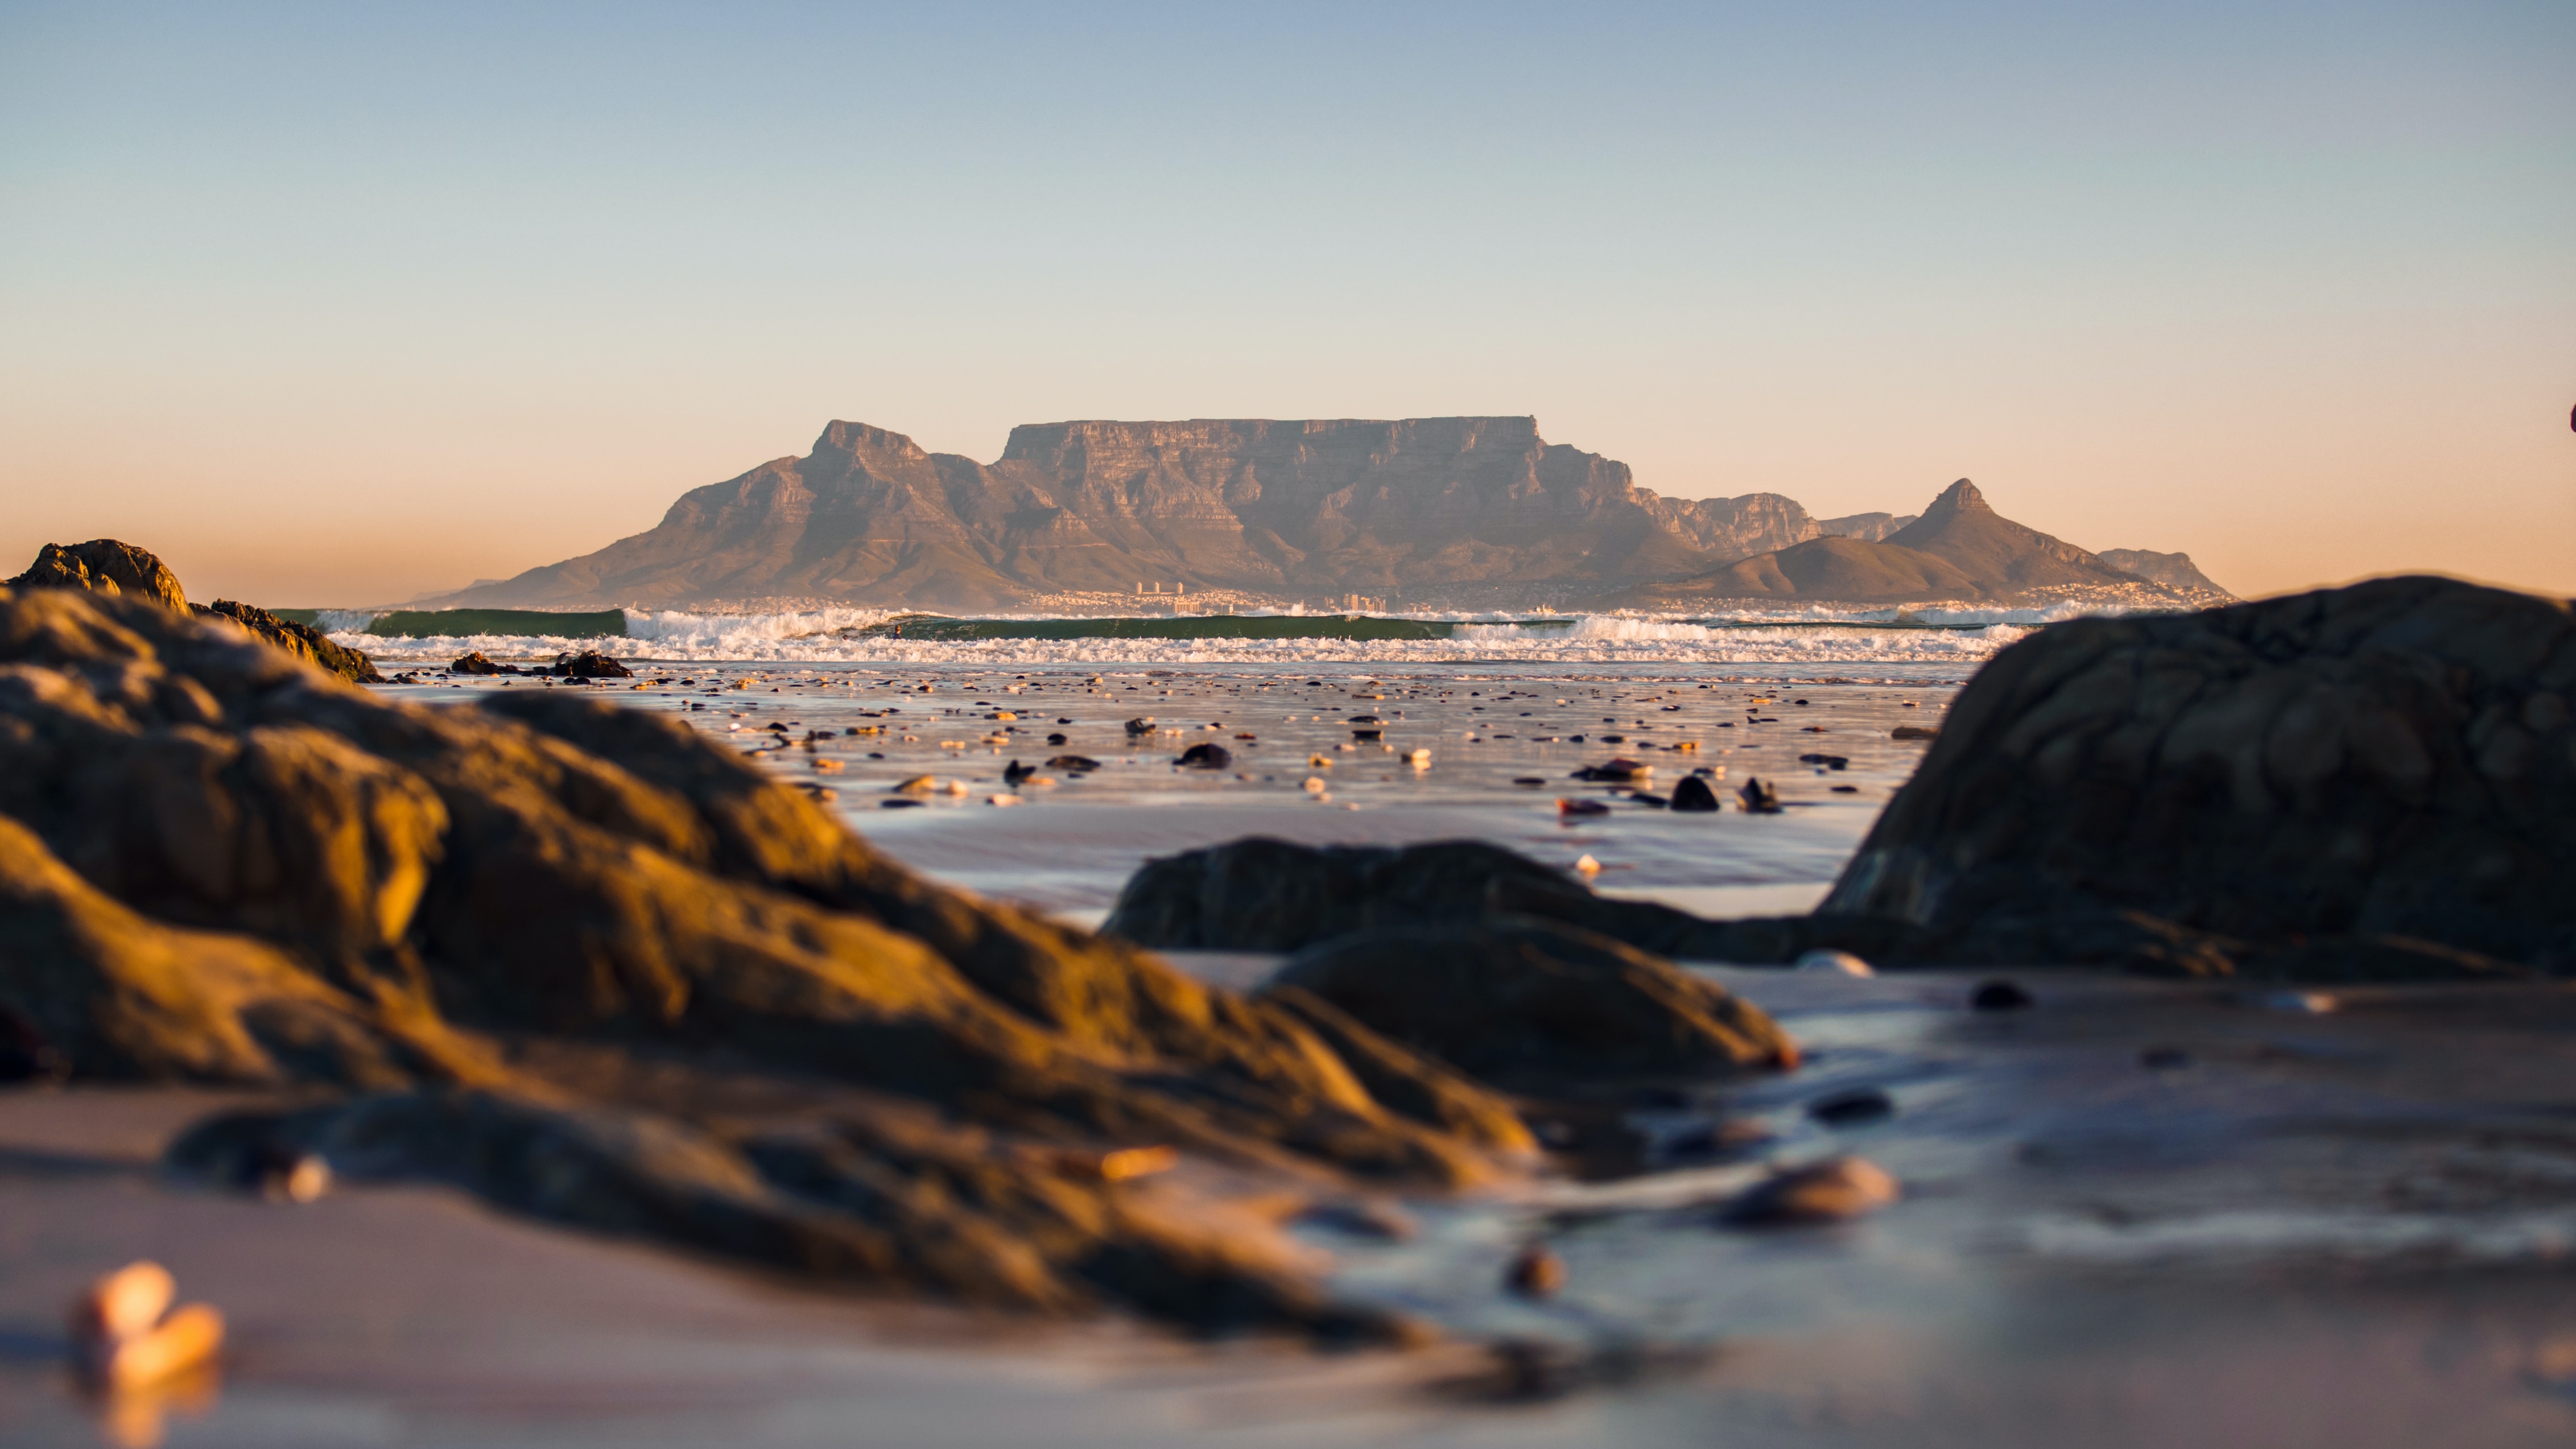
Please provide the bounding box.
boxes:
[340,605,2054,668]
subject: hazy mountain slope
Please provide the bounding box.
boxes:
[1605,479,2191,607]
[2099,548,2233,598]
[436,418,1824,609]
[1665,534,1987,603]
[1815,511,1916,543]
[1881,480,2144,592]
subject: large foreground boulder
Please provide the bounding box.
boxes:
[0,580,1595,1336]
[1824,576,2575,973]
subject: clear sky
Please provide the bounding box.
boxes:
[3,1,2570,605]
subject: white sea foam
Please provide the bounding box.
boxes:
[340,605,2060,668]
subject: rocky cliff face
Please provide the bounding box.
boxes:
[440,419,1824,610]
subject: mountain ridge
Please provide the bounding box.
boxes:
[1607,480,2227,608]
[436,417,1834,610]
[430,420,2224,611]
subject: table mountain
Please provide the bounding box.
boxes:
[431,418,1828,610]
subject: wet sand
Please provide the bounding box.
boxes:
[9,660,2576,1445]
[393,660,1965,921]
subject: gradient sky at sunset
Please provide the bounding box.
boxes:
[4,1,2570,605]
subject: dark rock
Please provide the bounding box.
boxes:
[8,540,189,612]
[1806,1088,1894,1126]
[1002,759,1036,786]
[1890,725,1939,741]
[552,650,633,679]
[0,1005,70,1084]
[204,600,383,683]
[1737,778,1781,813]
[1822,577,2576,975]
[1797,753,1849,770]
[166,1089,1410,1340]
[1970,980,2034,1010]
[1046,754,1101,772]
[1124,717,1156,736]
[1504,1242,1565,1298]
[1261,918,1796,1091]
[451,652,511,675]
[1104,836,1930,967]
[0,583,1538,1337]
[1669,776,1722,812]
[1572,758,1648,782]
[1176,742,1232,770]
[1045,733,1068,746]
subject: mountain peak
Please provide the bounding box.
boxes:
[1921,478,1990,518]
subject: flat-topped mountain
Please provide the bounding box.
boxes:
[438,418,1834,611]
[1611,480,2229,608]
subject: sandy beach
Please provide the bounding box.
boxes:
[7,657,2575,1447]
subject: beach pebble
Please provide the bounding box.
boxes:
[1794,949,1874,977]
[2260,990,2339,1014]
[1557,797,1610,818]
[69,1262,225,1391]
[986,794,1022,807]
[1970,980,2034,1011]
[1572,854,1601,877]
[1806,1087,1894,1126]
[1669,775,1722,811]
[1302,777,1328,794]
[1719,1156,1900,1227]
[1504,1242,1567,1298]
[1737,777,1782,813]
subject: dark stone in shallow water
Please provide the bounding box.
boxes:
[1176,742,1231,770]
[551,650,633,679]
[1262,917,1795,1091]
[1971,980,2034,1011]
[1670,776,1721,812]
